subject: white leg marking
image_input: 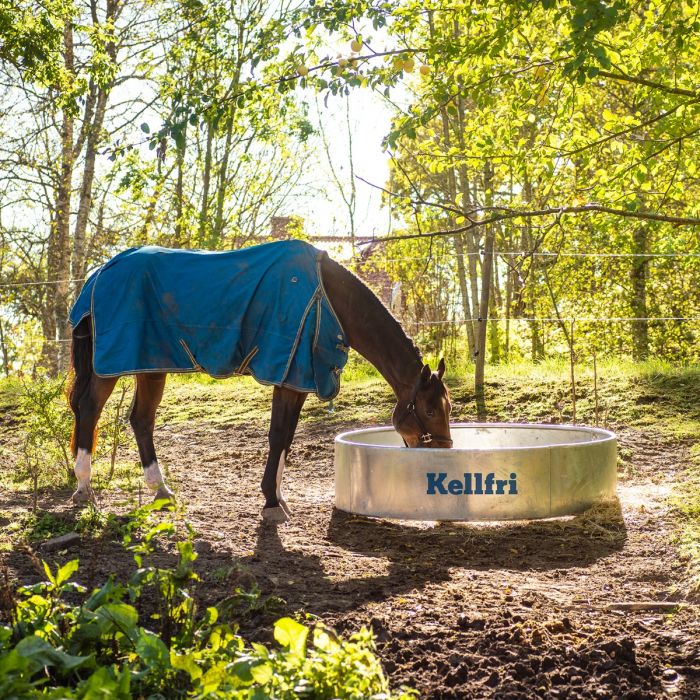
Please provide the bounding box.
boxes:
[144,461,174,501]
[262,450,290,521]
[72,449,94,504]
[74,448,92,489]
[144,461,166,491]
[275,450,286,500]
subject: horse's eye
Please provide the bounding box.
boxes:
[426,409,435,417]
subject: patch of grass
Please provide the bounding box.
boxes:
[671,443,700,594]
[0,507,122,545]
[0,376,23,415]
[159,375,273,425]
[2,510,74,543]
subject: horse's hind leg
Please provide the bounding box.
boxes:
[71,376,118,504]
[130,373,173,501]
[261,387,307,522]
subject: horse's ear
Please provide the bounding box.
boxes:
[437,358,445,379]
[420,364,431,385]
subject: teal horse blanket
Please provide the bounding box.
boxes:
[69,240,348,400]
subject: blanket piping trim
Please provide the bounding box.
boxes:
[78,248,347,401]
[279,286,320,386]
[179,339,203,371]
[237,346,259,374]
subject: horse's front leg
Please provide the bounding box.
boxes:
[261,386,307,522]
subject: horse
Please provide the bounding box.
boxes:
[67,240,452,522]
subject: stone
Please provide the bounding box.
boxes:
[40,532,81,551]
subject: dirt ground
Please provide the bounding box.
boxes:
[1,378,699,698]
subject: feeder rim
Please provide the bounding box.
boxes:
[335,422,617,452]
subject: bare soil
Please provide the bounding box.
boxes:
[1,380,699,698]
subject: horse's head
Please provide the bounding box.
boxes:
[392,358,452,448]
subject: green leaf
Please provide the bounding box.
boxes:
[135,629,169,669]
[95,603,139,639]
[15,635,91,673]
[140,122,150,133]
[170,651,202,680]
[250,660,273,684]
[79,666,131,699]
[274,617,308,658]
[54,559,79,587]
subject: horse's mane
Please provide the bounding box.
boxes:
[321,253,423,364]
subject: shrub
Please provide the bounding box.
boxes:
[0,502,414,699]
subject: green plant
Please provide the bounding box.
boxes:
[217,582,286,623]
[17,375,73,492]
[0,503,411,698]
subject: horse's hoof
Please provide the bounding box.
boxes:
[278,498,292,517]
[262,506,290,523]
[71,487,95,505]
[153,484,175,502]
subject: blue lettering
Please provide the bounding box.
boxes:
[426,472,448,495]
[448,479,463,495]
[427,472,518,495]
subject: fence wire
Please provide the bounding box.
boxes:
[2,249,700,288]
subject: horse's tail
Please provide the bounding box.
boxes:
[68,317,93,457]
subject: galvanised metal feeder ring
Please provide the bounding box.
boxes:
[334,423,618,521]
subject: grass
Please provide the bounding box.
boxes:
[0,506,122,546]
[671,443,700,593]
[2,356,700,593]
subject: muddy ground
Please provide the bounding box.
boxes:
[1,376,699,698]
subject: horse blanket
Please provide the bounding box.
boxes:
[69,240,349,400]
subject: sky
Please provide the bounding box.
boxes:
[294,87,397,243]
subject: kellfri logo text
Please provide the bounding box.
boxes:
[426,472,518,496]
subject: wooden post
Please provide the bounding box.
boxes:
[593,350,599,426]
[569,320,576,424]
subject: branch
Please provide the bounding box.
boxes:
[360,204,700,245]
[597,70,698,98]
[554,98,699,158]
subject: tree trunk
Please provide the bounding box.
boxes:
[174,128,187,245]
[453,233,476,353]
[44,23,75,374]
[212,114,235,246]
[198,121,214,245]
[630,225,649,359]
[489,254,500,364]
[0,315,9,376]
[72,88,108,282]
[438,103,476,355]
[475,161,495,402]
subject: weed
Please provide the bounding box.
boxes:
[0,504,412,699]
[217,583,286,624]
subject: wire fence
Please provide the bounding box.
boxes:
[2,249,700,288]
[370,251,700,264]
[5,314,697,352]
[2,248,699,363]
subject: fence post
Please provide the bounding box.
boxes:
[569,320,576,424]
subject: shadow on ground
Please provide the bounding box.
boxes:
[231,501,626,618]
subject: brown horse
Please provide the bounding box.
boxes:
[68,250,452,521]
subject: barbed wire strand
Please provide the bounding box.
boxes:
[369,251,700,264]
[8,314,699,349]
[0,278,86,288]
[2,249,700,288]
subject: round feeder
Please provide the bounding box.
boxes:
[334,423,617,521]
